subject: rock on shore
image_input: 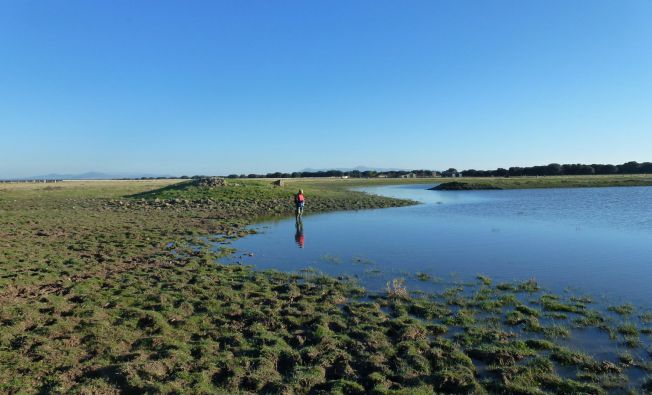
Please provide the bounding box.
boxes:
[194,177,226,187]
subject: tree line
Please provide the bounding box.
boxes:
[223,161,651,179]
[126,161,651,180]
[457,161,652,177]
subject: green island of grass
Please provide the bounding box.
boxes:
[1,177,651,393]
[430,182,502,190]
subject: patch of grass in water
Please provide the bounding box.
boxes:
[608,304,635,316]
[639,312,652,324]
[515,303,541,317]
[570,295,593,304]
[619,352,634,365]
[320,254,343,265]
[476,274,492,286]
[466,340,536,366]
[542,324,571,339]
[496,278,540,293]
[351,256,374,265]
[623,335,643,348]
[551,347,599,369]
[525,339,556,350]
[617,322,638,336]
[540,294,583,313]
[573,309,607,328]
[544,312,569,320]
[414,272,432,282]
[362,268,382,278]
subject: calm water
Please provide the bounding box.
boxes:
[220,184,652,306]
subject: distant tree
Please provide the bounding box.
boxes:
[620,161,641,174]
[562,164,577,175]
[441,168,458,177]
[579,165,595,175]
[495,168,509,177]
[413,170,433,177]
[546,163,562,176]
[640,162,652,173]
[227,174,238,179]
[592,164,618,174]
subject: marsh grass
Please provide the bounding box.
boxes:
[609,304,635,316]
[320,254,343,265]
[386,278,409,299]
[414,272,432,282]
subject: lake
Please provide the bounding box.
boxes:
[219,184,652,306]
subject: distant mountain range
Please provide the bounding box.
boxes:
[300,166,408,173]
[14,172,173,180]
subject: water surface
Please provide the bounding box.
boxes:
[220,184,652,305]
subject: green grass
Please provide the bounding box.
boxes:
[609,304,635,316]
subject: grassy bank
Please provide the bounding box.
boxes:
[1,179,651,393]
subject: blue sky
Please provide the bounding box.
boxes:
[1,1,651,177]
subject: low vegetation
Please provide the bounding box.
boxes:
[430,182,501,191]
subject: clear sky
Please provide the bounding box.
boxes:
[1,1,651,177]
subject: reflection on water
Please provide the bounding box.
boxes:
[219,184,652,305]
[294,218,304,248]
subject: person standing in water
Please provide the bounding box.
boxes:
[295,189,305,218]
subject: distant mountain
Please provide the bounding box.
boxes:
[300,166,408,173]
[21,172,174,180]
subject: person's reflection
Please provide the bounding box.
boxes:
[294,219,305,248]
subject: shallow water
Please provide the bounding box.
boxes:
[220,184,652,306]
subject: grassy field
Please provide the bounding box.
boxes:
[1,178,652,394]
